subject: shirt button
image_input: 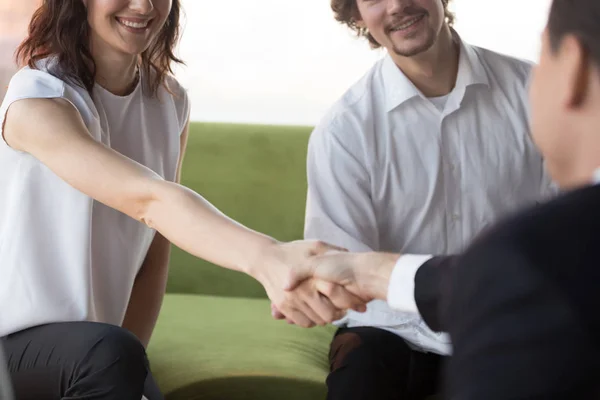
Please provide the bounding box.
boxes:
[450,163,456,171]
[451,213,460,221]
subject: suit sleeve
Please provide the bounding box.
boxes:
[413,255,458,332]
[385,254,458,331]
[442,240,595,399]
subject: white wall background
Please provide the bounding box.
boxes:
[174,0,553,125]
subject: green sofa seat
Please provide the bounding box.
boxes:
[149,294,336,399]
[148,123,337,399]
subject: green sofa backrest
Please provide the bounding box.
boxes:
[166,122,313,299]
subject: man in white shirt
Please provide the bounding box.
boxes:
[301,0,554,398]
[286,0,600,398]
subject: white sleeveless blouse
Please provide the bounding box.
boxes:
[0,59,189,337]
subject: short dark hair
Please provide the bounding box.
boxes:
[330,0,455,49]
[16,0,184,96]
[547,0,600,67]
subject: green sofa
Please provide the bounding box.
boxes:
[147,122,336,399]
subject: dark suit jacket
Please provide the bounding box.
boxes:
[413,184,600,399]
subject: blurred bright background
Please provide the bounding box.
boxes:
[1,0,552,126]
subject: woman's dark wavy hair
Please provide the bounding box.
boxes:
[331,0,455,49]
[15,0,184,96]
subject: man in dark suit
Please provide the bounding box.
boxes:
[286,0,600,398]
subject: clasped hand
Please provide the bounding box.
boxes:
[251,240,369,328]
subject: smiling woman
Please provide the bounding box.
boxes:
[16,0,182,95]
[0,0,363,399]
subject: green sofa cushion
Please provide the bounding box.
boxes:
[148,294,336,399]
[167,123,313,299]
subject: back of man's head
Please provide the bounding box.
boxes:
[548,0,600,67]
[528,0,600,190]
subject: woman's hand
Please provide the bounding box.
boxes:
[270,278,369,325]
[250,240,368,328]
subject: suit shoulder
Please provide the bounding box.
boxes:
[516,185,600,227]
[451,186,600,317]
[478,185,600,255]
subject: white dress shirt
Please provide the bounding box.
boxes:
[594,168,600,184]
[304,35,556,355]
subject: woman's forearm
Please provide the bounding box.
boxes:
[4,100,274,277]
[142,180,276,277]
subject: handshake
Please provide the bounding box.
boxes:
[251,239,400,328]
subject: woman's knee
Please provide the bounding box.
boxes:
[69,322,148,385]
[4,321,150,398]
[82,323,146,366]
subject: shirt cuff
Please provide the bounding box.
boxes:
[387,254,433,313]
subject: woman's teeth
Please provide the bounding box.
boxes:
[117,19,150,29]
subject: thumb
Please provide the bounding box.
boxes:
[283,267,312,291]
[284,248,345,291]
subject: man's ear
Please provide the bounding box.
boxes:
[351,5,366,29]
[355,18,367,30]
[559,34,590,109]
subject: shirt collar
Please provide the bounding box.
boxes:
[593,168,600,184]
[382,54,421,112]
[383,31,490,113]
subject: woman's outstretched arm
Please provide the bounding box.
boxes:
[3,98,366,327]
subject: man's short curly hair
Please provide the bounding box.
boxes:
[331,0,455,48]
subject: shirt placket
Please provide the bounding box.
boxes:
[440,112,463,253]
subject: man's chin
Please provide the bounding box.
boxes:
[391,41,434,58]
[387,33,437,58]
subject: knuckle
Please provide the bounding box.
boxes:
[318,281,336,297]
[282,293,296,305]
[297,283,311,295]
[274,300,285,310]
[340,295,355,309]
[314,240,332,254]
[277,301,293,314]
[313,241,325,252]
[300,320,312,328]
[339,290,357,305]
[316,313,327,324]
[324,310,337,323]
[352,297,366,307]
[333,311,345,321]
